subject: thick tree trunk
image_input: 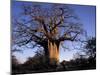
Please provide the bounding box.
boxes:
[44,44,50,65]
[39,40,50,65]
[48,40,60,65]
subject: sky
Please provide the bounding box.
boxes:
[12,1,96,63]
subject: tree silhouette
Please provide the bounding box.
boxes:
[12,3,84,65]
[84,37,96,58]
[12,55,19,66]
[71,37,96,70]
[84,37,96,67]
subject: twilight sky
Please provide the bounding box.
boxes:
[12,1,96,63]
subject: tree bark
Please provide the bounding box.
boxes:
[48,40,60,65]
[38,40,50,65]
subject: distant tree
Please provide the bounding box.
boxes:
[12,3,85,65]
[23,49,48,70]
[12,55,19,66]
[84,37,96,58]
[71,37,96,69]
[84,37,96,67]
[12,55,21,74]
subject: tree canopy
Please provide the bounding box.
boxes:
[12,3,85,52]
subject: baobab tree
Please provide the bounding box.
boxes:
[12,3,84,65]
